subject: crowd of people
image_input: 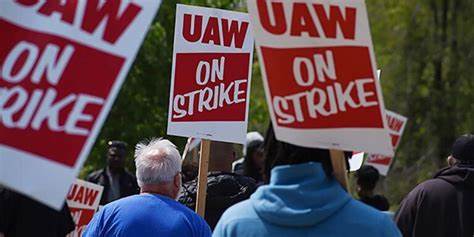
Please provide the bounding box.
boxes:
[1,130,473,236]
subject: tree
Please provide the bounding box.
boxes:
[367,0,474,205]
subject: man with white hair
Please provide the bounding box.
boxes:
[84,138,212,237]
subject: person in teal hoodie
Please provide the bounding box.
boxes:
[213,126,401,237]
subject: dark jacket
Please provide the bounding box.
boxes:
[0,188,75,237]
[395,164,474,237]
[178,171,257,230]
[359,194,390,211]
[86,168,139,205]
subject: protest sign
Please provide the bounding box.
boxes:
[365,110,408,175]
[66,179,103,237]
[167,4,254,145]
[247,0,393,156]
[349,152,365,172]
[0,0,161,209]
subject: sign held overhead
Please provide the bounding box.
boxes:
[66,179,104,237]
[247,0,393,156]
[167,4,254,144]
[0,0,161,209]
[365,110,408,175]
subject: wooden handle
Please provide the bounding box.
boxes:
[195,139,211,217]
[330,149,350,193]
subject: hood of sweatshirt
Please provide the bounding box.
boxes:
[434,164,474,188]
[250,162,351,227]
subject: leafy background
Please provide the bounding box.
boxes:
[81,0,474,210]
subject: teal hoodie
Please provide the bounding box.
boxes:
[213,162,401,237]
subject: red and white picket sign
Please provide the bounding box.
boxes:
[349,152,365,172]
[0,0,160,209]
[365,110,408,175]
[247,0,393,155]
[66,179,103,237]
[167,4,254,144]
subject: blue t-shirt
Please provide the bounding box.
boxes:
[83,193,211,237]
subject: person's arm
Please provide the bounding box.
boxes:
[0,232,4,237]
[394,185,428,237]
[394,193,417,236]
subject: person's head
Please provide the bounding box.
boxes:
[447,134,474,166]
[243,132,265,181]
[262,124,332,183]
[134,138,182,199]
[106,140,128,170]
[355,165,380,196]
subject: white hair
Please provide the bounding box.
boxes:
[134,138,182,187]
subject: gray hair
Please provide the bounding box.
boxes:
[134,138,182,187]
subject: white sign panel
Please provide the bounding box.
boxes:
[66,179,104,237]
[0,0,161,209]
[365,110,408,175]
[247,0,393,156]
[167,4,254,144]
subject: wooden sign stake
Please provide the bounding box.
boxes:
[195,139,211,217]
[330,149,350,193]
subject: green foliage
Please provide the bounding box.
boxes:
[367,0,474,204]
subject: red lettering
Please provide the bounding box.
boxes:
[221,19,248,48]
[388,117,403,132]
[182,14,203,42]
[73,186,84,203]
[391,135,401,147]
[84,189,99,206]
[257,0,286,35]
[202,17,220,45]
[81,0,142,44]
[313,4,356,40]
[67,184,77,200]
[290,3,319,37]
[15,0,38,6]
[37,0,78,24]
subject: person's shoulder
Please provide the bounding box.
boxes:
[213,200,264,237]
[345,199,387,217]
[372,194,390,210]
[218,199,260,225]
[404,178,453,200]
[87,169,105,181]
[339,200,400,236]
[417,178,453,190]
[153,194,204,220]
[339,199,394,225]
[102,194,141,209]
[373,194,389,201]
[160,197,210,232]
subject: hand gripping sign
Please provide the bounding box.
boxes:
[247,0,393,156]
[365,110,408,175]
[66,179,103,237]
[167,4,254,144]
[0,0,161,209]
